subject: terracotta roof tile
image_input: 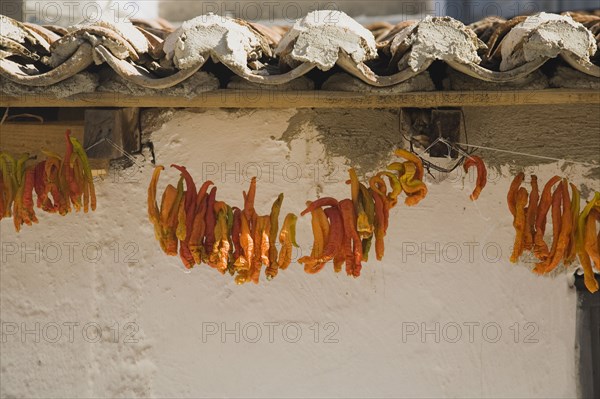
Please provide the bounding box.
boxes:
[1,10,598,97]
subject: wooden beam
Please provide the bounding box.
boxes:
[1,89,598,108]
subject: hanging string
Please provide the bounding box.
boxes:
[444,140,597,167]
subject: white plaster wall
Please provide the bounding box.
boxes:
[1,107,597,398]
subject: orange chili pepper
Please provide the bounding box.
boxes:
[510,187,529,263]
[234,212,254,285]
[507,172,525,217]
[535,180,572,274]
[300,206,343,275]
[210,201,230,274]
[584,208,600,274]
[276,213,298,272]
[250,215,270,284]
[523,175,539,251]
[370,175,390,232]
[463,155,487,201]
[243,176,257,225]
[340,199,363,277]
[301,203,329,274]
[564,183,580,265]
[171,165,198,269]
[231,207,242,265]
[189,181,213,265]
[533,175,561,260]
[577,193,600,293]
[13,165,38,231]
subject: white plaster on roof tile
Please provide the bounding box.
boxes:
[275,10,377,71]
[92,18,149,55]
[163,14,261,71]
[500,12,597,71]
[0,16,27,43]
[391,16,485,72]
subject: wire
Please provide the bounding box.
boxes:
[450,141,597,167]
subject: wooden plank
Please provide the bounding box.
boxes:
[0,120,109,175]
[1,89,598,108]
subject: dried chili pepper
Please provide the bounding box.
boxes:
[203,186,217,257]
[463,155,487,201]
[13,165,38,231]
[339,199,363,277]
[507,172,525,217]
[69,136,96,212]
[510,187,529,263]
[231,208,242,266]
[157,177,183,256]
[210,201,230,274]
[189,181,213,265]
[0,153,16,218]
[377,171,402,208]
[234,212,254,285]
[243,177,257,225]
[63,130,83,211]
[370,175,390,233]
[265,193,284,280]
[300,206,343,275]
[302,203,330,273]
[371,187,386,261]
[12,154,33,232]
[276,213,298,272]
[523,176,539,251]
[250,215,270,284]
[533,175,561,261]
[584,208,600,274]
[395,149,424,180]
[358,183,375,261]
[398,162,427,207]
[577,193,600,293]
[171,165,198,268]
[301,197,339,216]
[535,180,572,274]
[564,183,580,265]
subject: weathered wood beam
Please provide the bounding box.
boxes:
[1,89,598,108]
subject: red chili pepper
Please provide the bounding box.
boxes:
[300,197,340,216]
